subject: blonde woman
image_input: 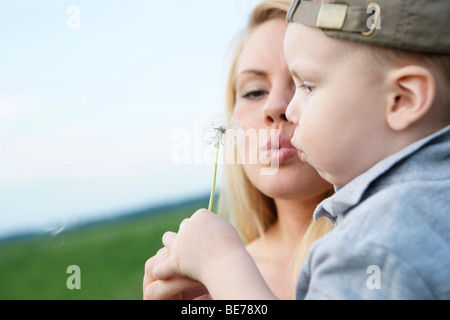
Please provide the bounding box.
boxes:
[143,0,333,300]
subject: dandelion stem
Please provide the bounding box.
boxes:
[208,144,220,212]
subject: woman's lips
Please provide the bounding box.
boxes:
[264,147,298,165]
[262,134,298,165]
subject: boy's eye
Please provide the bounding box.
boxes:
[242,90,268,100]
[299,84,314,94]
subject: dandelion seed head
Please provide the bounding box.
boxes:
[214,125,226,137]
[206,122,227,147]
[213,125,227,146]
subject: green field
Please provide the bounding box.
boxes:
[0,197,207,300]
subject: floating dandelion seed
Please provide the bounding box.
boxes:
[208,125,226,212]
[46,224,66,249]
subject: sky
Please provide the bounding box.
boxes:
[0,0,262,239]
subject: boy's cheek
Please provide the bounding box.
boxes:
[297,119,322,155]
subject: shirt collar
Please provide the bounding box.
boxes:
[314,125,450,225]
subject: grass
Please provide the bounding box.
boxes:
[0,197,207,300]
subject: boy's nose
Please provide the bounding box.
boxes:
[286,97,300,125]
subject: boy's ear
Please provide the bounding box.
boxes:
[386,66,436,131]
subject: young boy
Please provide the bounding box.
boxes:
[151,0,450,299]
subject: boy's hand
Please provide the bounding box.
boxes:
[143,247,209,300]
[152,209,277,300]
[152,209,244,283]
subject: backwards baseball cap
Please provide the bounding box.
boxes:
[286,0,450,54]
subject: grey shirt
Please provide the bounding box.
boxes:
[297,125,450,299]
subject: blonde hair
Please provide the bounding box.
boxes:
[217,0,334,293]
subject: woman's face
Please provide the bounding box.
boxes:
[233,18,331,200]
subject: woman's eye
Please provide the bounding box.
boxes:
[242,90,268,100]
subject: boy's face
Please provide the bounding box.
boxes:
[285,23,391,186]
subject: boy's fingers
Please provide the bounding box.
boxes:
[145,248,169,272]
[162,231,177,248]
[143,257,157,289]
[143,247,170,293]
[144,277,204,300]
[152,257,175,280]
[179,218,189,231]
[151,232,179,280]
[144,248,169,278]
[155,247,169,261]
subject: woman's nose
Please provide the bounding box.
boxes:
[263,86,292,126]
